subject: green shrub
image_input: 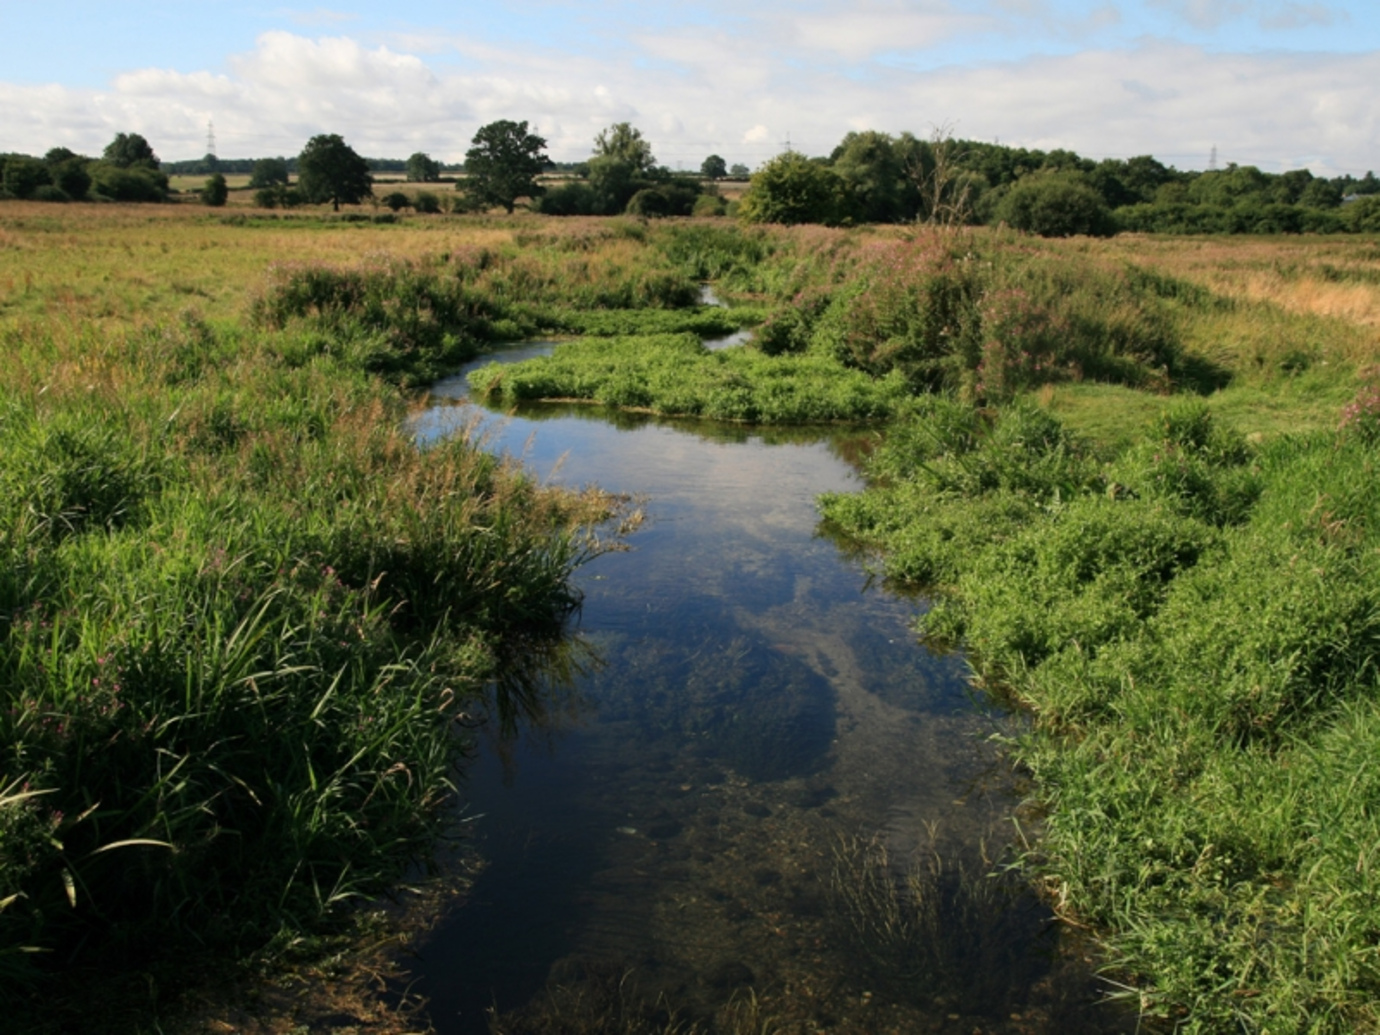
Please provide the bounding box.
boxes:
[1,156,51,199]
[691,193,727,217]
[739,153,847,226]
[30,184,70,203]
[200,173,229,207]
[89,163,169,202]
[994,174,1114,237]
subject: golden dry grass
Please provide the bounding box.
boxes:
[0,201,525,333]
[1094,234,1380,327]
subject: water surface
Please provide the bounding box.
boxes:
[405,345,1129,1034]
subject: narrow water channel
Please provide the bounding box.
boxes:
[404,343,1130,1035]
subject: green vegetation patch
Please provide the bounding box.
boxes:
[821,396,1380,1030]
[0,314,604,1010]
[469,333,910,423]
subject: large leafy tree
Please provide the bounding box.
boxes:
[738,152,845,226]
[593,122,656,175]
[103,132,159,169]
[464,120,550,214]
[700,154,727,180]
[830,130,924,223]
[297,134,372,211]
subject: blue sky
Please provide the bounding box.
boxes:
[1,1,1377,173]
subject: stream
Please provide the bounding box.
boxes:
[403,337,1131,1034]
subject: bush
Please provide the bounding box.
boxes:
[994,174,1114,237]
[89,163,169,202]
[691,193,727,217]
[49,159,91,200]
[200,173,229,207]
[2,155,51,199]
[382,191,410,212]
[537,180,597,216]
[30,184,70,203]
[254,184,302,209]
[413,191,441,214]
[738,152,846,226]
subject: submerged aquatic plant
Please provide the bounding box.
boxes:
[486,965,698,1035]
[828,835,1048,1013]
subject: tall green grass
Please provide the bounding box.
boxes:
[248,244,747,387]
[0,316,606,1006]
[822,395,1380,1030]
[468,333,910,423]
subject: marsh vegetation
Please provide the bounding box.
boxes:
[1,202,1379,1032]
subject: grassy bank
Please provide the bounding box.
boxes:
[0,206,636,1025]
[467,225,1223,423]
[821,396,1380,1023]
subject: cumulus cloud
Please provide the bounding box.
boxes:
[0,26,1376,174]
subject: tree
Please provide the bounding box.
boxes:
[908,127,978,227]
[738,152,845,226]
[464,120,550,214]
[200,173,229,207]
[587,154,638,214]
[701,154,727,180]
[255,184,303,209]
[594,123,656,175]
[729,163,750,178]
[994,174,1114,237]
[406,152,441,182]
[1300,178,1342,209]
[2,156,52,199]
[297,134,372,211]
[831,130,919,223]
[103,132,159,169]
[49,158,91,200]
[249,158,290,189]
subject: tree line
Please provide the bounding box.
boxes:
[732,130,1380,235]
[5,123,1378,236]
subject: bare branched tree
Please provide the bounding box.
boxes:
[911,123,975,229]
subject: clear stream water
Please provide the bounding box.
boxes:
[403,340,1131,1034]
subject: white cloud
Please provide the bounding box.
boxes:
[0,28,1376,175]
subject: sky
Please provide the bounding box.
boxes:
[1,1,1377,175]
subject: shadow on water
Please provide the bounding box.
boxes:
[404,342,1139,1035]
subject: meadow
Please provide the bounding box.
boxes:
[2,200,1380,1032]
